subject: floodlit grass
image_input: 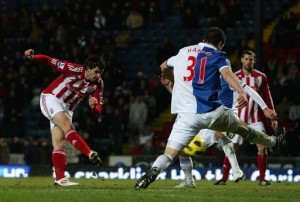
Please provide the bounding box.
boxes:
[0,177,299,202]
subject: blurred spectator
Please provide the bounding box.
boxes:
[115,29,132,50]
[182,7,198,28]
[93,9,106,29]
[155,36,175,66]
[23,136,42,165]
[141,139,157,155]
[289,103,300,122]
[139,125,154,146]
[146,0,161,23]
[126,9,144,29]
[40,138,52,164]
[129,94,148,145]
[109,108,125,154]
[0,137,10,164]
[5,108,24,138]
[0,99,5,136]
[131,71,148,95]
[10,136,22,153]
[276,96,292,121]
[143,89,157,122]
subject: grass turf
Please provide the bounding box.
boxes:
[0,177,299,202]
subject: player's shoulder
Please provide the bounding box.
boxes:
[179,44,198,53]
[215,50,228,57]
[235,69,242,74]
[252,69,267,77]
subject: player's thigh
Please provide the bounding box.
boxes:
[40,93,65,119]
[209,108,241,133]
[167,113,203,152]
[53,111,75,133]
[197,129,217,148]
[40,93,73,132]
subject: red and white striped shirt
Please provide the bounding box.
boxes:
[235,69,275,124]
[33,55,104,112]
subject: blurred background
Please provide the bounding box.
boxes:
[0,0,299,173]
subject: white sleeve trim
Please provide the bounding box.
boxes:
[243,85,267,110]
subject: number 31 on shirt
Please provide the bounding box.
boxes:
[184,56,207,84]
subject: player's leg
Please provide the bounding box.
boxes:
[174,154,196,188]
[134,146,180,189]
[209,108,285,148]
[248,122,271,186]
[175,129,214,188]
[257,144,271,186]
[215,132,244,185]
[135,113,200,189]
[40,93,101,165]
[51,126,78,186]
[53,111,102,165]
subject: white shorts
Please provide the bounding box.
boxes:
[230,122,266,145]
[167,105,240,151]
[40,93,73,130]
[197,129,217,148]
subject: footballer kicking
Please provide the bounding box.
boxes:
[24,49,103,186]
[160,72,277,188]
[134,27,285,189]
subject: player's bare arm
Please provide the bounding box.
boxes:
[160,60,174,83]
[220,67,248,107]
[160,75,173,93]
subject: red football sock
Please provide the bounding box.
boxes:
[52,150,67,180]
[222,156,231,181]
[66,129,91,157]
[257,154,268,181]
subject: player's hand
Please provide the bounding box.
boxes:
[236,93,248,108]
[89,96,98,109]
[271,119,278,130]
[160,74,171,86]
[263,108,278,120]
[24,49,34,60]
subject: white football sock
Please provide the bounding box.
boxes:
[152,154,173,171]
[222,142,240,173]
[179,156,193,181]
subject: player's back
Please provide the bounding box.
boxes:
[168,42,230,114]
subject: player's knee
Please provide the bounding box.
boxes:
[244,127,256,142]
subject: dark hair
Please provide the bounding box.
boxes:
[241,50,255,58]
[84,55,106,70]
[203,27,226,47]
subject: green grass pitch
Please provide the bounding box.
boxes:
[0,177,299,202]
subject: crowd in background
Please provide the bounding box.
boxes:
[0,0,299,165]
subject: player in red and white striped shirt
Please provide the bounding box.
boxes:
[217,50,278,186]
[24,49,104,186]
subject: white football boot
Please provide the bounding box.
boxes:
[54,177,79,187]
[174,180,196,188]
[233,170,245,182]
